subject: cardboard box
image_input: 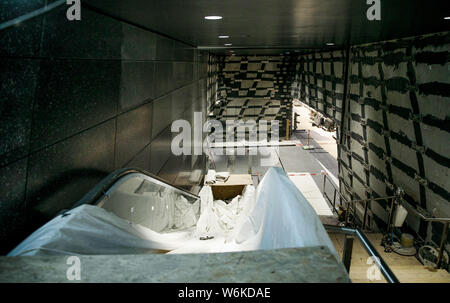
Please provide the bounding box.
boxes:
[206,174,253,200]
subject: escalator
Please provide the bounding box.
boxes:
[8,168,202,256]
[8,167,338,258]
[6,166,399,282]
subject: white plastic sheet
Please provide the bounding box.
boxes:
[8,167,337,257]
[7,204,196,256]
[101,185,199,232]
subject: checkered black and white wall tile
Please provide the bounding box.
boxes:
[210,55,297,138]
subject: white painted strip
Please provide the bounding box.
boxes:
[288,173,333,216]
[316,159,340,189]
[210,140,301,148]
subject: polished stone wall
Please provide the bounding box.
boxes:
[0,2,208,253]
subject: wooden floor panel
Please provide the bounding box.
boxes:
[329,232,450,283]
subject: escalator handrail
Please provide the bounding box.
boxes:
[71,167,200,209]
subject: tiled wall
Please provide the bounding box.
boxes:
[292,32,450,254]
[211,55,297,138]
[0,2,208,253]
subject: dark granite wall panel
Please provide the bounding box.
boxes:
[121,23,156,61]
[173,41,195,62]
[154,62,174,98]
[31,59,121,150]
[0,158,27,255]
[26,119,116,229]
[0,4,208,253]
[0,1,44,57]
[40,6,123,59]
[155,36,174,61]
[126,143,151,171]
[149,126,173,175]
[119,61,155,112]
[0,59,39,166]
[152,94,173,140]
[115,103,152,168]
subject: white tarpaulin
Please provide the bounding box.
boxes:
[8,167,337,257]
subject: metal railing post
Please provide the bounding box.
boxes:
[436,222,449,269]
[362,200,368,230]
[342,235,354,273]
[324,224,400,283]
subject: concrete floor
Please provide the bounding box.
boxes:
[293,103,338,159]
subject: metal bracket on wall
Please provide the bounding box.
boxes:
[411,142,426,154]
[414,174,429,186]
[381,129,391,137]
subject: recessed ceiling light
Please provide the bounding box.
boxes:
[204,16,222,20]
[219,35,229,39]
[224,43,232,46]
[326,43,335,46]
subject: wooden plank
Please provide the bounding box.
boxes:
[327,232,450,283]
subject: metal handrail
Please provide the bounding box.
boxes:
[71,167,200,210]
[324,224,400,283]
[322,173,450,269]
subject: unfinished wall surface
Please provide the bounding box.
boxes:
[342,32,450,248]
[212,55,297,137]
[291,50,347,125]
[0,3,208,253]
[292,32,450,254]
[207,55,219,111]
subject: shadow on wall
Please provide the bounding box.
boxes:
[1,168,110,255]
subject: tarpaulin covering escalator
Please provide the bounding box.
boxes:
[8,167,337,257]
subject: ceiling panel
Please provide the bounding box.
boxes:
[85,0,450,53]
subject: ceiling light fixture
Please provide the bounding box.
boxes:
[204,16,222,20]
[219,35,229,38]
[224,43,232,46]
[326,42,335,46]
[444,16,450,20]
